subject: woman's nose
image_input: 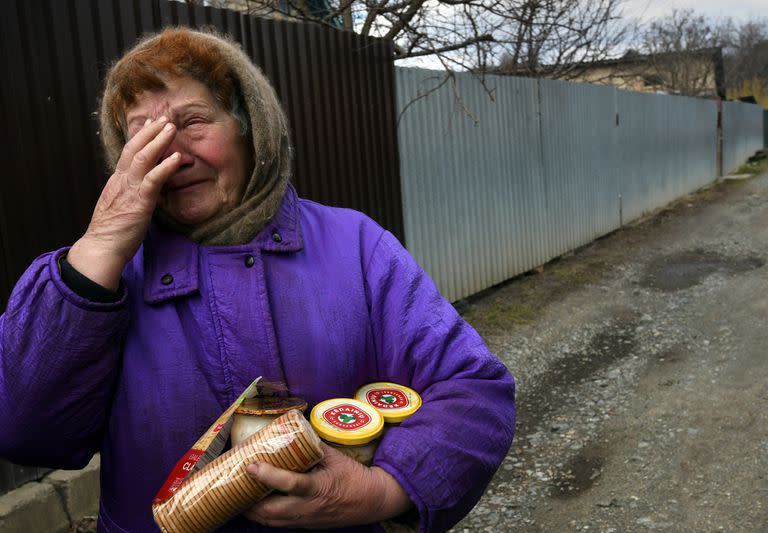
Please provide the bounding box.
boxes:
[159,129,192,166]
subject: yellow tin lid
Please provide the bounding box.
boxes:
[236,396,307,416]
[354,382,422,424]
[310,398,384,446]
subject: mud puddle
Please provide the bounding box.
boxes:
[516,312,638,440]
[550,448,605,498]
[640,250,763,292]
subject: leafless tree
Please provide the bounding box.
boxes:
[182,0,628,75]
[494,0,628,79]
[635,9,768,99]
[635,9,729,97]
[723,19,768,99]
[179,0,630,121]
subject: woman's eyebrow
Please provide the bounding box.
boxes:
[126,101,213,125]
[172,101,214,115]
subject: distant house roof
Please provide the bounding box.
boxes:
[570,46,723,69]
[574,47,726,98]
[493,46,725,99]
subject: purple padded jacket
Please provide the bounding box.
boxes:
[0,186,515,532]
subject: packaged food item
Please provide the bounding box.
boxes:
[231,396,308,447]
[309,398,384,465]
[354,382,422,424]
[153,409,323,533]
[151,378,322,533]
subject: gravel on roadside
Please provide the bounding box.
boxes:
[453,174,768,532]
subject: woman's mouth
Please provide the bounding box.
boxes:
[164,179,209,193]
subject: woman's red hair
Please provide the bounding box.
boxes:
[109,28,236,130]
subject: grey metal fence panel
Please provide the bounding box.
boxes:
[538,80,620,257]
[722,100,764,173]
[397,68,721,302]
[396,69,547,301]
[616,92,717,222]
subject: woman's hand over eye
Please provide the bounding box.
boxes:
[243,443,413,529]
[68,117,181,289]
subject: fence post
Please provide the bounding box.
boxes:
[764,108,767,148]
[716,98,723,177]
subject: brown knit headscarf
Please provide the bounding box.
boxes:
[99,28,291,246]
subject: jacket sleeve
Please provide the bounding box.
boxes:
[363,230,516,532]
[0,248,129,468]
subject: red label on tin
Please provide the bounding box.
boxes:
[323,404,371,430]
[367,389,409,409]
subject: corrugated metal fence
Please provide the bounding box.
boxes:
[0,0,400,495]
[396,68,728,301]
[616,91,718,223]
[0,0,402,312]
[721,100,765,173]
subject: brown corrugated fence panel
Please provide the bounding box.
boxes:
[0,0,402,314]
[0,0,401,491]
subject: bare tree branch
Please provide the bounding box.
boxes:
[405,33,495,58]
[636,9,734,97]
[190,0,627,77]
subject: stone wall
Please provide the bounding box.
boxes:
[0,456,99,533]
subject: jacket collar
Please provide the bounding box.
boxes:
[143,184,303,304]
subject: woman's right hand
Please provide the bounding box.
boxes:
[67,116,182,290]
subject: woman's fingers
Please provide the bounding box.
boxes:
[242,494,307,527]
[129,121,178,178]
[114,117,168,172]
[242,445,412,529]
[246,463,314,497]
[243,463,316,528]
[139,152,181,202]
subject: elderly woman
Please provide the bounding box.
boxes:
[0,28,515,532]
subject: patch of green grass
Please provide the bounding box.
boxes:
[463,301,537,330]
[718,177,749,186]
[461,260,600,332]
[551,263,596,284]
[734,158,768,175]
[692,174,750,203]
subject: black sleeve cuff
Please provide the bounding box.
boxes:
[59,254,124,304]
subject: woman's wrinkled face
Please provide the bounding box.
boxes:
[125,76,252,226]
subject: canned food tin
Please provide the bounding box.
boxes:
[309,398,384,465]
[354,382,422,424]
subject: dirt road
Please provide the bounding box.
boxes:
[454,172,768,532]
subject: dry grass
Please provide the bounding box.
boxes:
[734,157,768,176]
[463,301,537,329]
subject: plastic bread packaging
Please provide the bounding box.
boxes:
[152,379,324,533]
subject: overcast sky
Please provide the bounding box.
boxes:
[621,0,766,23]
